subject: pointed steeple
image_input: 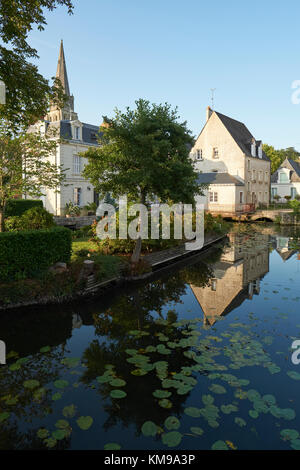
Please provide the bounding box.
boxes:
[45,40,78,122]
[56,40,70,96]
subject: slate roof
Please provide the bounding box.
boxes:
[197,172,244,186]
[214,111,270,162]
[47,120,101,145]
[271,158,300,183]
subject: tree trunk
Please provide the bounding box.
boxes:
[0,207,4,233]
[130,191,146,264]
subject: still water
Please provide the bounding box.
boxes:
[0,225,300,450]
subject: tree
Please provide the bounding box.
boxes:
[82,99,205,261]
[0,123,66,231]
[263,144,300,174]
[0,0,74,130]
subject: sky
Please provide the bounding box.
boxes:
[27,0,300,150]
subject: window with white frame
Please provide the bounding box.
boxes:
[209,191,218,202]
[240,192,244,204]
[271,187,277,198]
[74,187,82,206]
[291,187,297,199]
[74,126,80,140]
[73,155,81,174]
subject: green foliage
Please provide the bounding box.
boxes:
[289,199,300,220]
[263,144,300,173]
[0,226,72,281]
[82,99,203,205]
[0,0,74,129]
[5,199,43,217]
[19,206,54,230]
[65,201,80,216]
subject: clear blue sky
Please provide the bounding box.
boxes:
[28,0,300,150]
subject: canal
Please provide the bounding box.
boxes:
[0,224,300,450]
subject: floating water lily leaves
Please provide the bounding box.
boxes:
[158,399,172,409]
[76,416,93,430]
[44,437,57,448]
[54,380,69,389]
[110,390,127,399]
[52,429,68,441]
[63,404,77,418]
[280,429,299,441]
[164,416,180,430]
[52,392,62,401]
[153,390,171,399]
[61,357,80,368]
[55,419,69,429]
[23,379,40,390]
[202,395,214,406]
[290,439,300,450]
[104,443,121,450]
[40,346,51,353]
[209,384,226,394]
[109,378,126,387]
[190,427,204,435]
[211,440,228,450]
[184,407,202,418]
[97,374,113,383]
[249,410,259,419]
[234,417,246,427]
[162,431,182,448]
[37,428,49,439]
[287,371,300,381]
[221,404,238,414]
[131,369,148,376]
[141,421,157,437]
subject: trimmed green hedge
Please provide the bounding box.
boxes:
[5,199,43,217]
[0,227,72,282]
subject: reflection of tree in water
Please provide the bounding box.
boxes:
[80,257,216,434]
[0,347,70,450]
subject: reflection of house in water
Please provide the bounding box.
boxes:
[275,237,298,262]
[190,233,270,326]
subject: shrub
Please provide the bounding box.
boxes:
[4,216,23,232]
[5,199,43,217]
[20,206,55,230]
[0,227,72,282]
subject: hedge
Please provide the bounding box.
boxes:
[0,227,72,282]
[5,199,43,217]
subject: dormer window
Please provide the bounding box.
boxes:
[279,171,289,183]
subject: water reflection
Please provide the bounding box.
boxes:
[191,232,270,326]
[0,226,299,450]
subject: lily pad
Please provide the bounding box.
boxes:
[23,379,40,390]
[37,428,49,439]
[164,416,180,430]
[162,431,182,448]
[280,429,299,441]
[76,416,93,430]
[0,412,10,423]
[52,429,68,440]
[184,407,202,418]
[63,404,77,418]
[109,378,126,387]
[211,440,228,450]
[158,399,172,409]
[153,390,171,399]
[287,371,300,381]
[110,389,127,399]
[104,443,122,450]
[54,380,69,389]
[190,426,204,435]
[234,417,246,427]
[141,421,157,437]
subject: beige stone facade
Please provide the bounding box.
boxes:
[191,108,271,212]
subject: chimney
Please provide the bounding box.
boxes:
[206,106,213,122]
[251,138,256,157]
[258,141,263,159]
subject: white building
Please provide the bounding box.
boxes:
[271,158,300,202]
[191,107,271,215]
[28,40,100,215]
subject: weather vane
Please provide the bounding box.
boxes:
[210,88,216,110]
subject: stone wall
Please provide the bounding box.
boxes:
[54,215,96,228]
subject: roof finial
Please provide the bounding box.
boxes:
[210,88,216,110]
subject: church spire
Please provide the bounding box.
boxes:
[45,40,78,122]
[56,40,70,97]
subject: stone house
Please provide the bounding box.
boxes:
[271,158,300,202]
[191,107,271,215]
[28,40,100,215]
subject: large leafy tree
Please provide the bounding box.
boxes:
[0,123,66,231]
[82,99,204,260]
[263,144,300,173]
[0,0,74,130]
